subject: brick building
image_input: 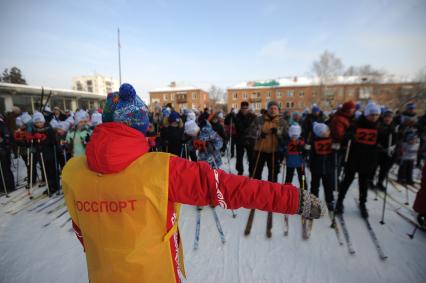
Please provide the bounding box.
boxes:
[149,82,209,111]
[227,76,422,113]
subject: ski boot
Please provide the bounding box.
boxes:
[359,202,369,218]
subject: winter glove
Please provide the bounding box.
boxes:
[298,190,326,220]
[270,128,277,135]
[331,143,341,150]
[260,132,267,139]
[304,144,311,151]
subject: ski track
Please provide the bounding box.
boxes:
[1,159,426,282]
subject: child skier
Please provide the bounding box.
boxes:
[309,122,335,211]
[65,110,92,157]
[62,83,325,283]
[398,131,419,186]
[284,124,307,189]
[31,112,59,195]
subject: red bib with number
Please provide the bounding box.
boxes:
[355,128,377,145]
[314,139,332,155]
[288,140,303,155]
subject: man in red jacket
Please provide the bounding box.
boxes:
[63,83,325,283]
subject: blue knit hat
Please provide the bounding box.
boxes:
[312,105,320,113]
[102,83,149,134]
[168,111,181,123]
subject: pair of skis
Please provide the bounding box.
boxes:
[193,206,226,250]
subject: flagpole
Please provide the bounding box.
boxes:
[118,28,122,85]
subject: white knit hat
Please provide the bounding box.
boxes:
[186,111,196,121]
[20,112,32,125]
[289,124,301,138]
[65,116,74,126]
[364,102,380,116]
[16,116,23,128]
[313,122,329,138]
[50,119,59,129]
[184,120,200,136]
[58,121,70,132]
[74,110,89,124]
[32,112,45,124]
[90,112,103,127]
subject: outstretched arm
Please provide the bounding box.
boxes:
[168,156,300,214]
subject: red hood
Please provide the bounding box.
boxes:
[86,122,149,174]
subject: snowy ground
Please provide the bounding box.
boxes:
[0,156,425,283]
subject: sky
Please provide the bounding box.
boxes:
[1,0,425,101]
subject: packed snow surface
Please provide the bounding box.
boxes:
[1,158,425,283]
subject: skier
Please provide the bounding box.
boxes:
[31,112,59,195]
[309,122,335,211]
[0,115,15,193]
[224,109,237,158]
[62,83,325,283]
[64,110,91,157]
[397,132,419,186]
[163,111,184,156]
[284,124,307,189]
[374,110,397,191]
[234,101,257,176]
[335,102,381,218]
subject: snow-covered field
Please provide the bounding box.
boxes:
[1,157,425,283]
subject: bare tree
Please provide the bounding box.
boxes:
[208,85,226,105]
[311,50,344,109]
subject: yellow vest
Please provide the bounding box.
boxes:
[62,152,185,283]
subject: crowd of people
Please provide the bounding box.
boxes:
[1,92,425,219]
[1,83,425,283]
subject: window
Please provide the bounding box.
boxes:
[232,103,237,109]
[299,101,304,108]
[255,102,261,110]
[276,91,281,98]
[12,95,32,113]
[192,92,198,99]
[163,94,168,100]
[348,88,355,97]
[86,80,93,93]
[286,101,294,109]
[233,92,238,100]
[299,91,304,97]
[76,81,83,91]
[105,82,112,93]
[338,88,344,97]
[278,102,282,108]
[51,96,64,109]
[251,92,261,99]
[359,87,373,99]
[64,98,73,111]
[267,92,271,98]
[287,90,294,97]
[243,93,248,99]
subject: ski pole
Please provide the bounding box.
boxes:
[38,140,50,197]
[0,159,9,198]
[28,141,33,199]
[408,226,418,239]
[16,146,21,187]
[344,139,351,163]
[380,133,392,225]
[53,144,61,195]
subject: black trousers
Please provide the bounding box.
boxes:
[285,167,307,190]
[0,150,15,192]
[310,171,334,205]
[236,142,254,176]
[398,159,414,184]
[338,167,369,205]
[253,151,279,182]
[376,152,393,186]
